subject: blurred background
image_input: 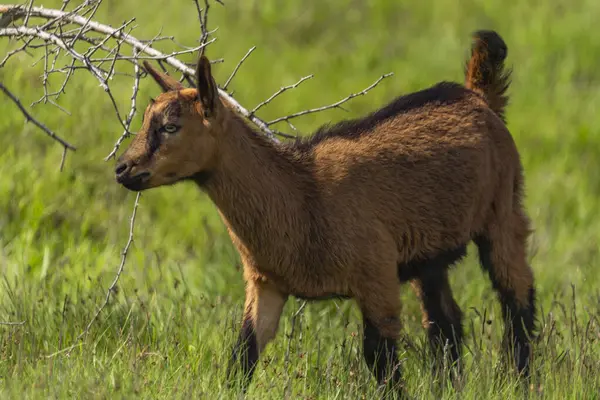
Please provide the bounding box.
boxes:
[1,0,599,398]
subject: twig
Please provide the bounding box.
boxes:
[71,192,141,346]
[67,0,102,47]
[84,17,136,59]
[267,72,394,126]
[223,46,255,91]
[0,81,76,150]
[269,129,296,139]
[22,0,33,27]
[59,0,70,12]
[0,320,25,326]
[194,0,212,53]
[88,42,214,62]
[105,49,142,160]
[59,146,67,171]
[250,74,313,116]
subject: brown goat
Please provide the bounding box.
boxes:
[115,30,536,397]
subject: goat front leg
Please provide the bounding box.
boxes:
[227,277,287,392]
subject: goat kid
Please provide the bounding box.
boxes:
[115,30,536,397]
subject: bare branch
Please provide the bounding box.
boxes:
[0,4,277,140]
[0,26,109,89]
[71,192,141,345]
[267,73,394,126]
[223,46,255,91]
[2,26,151,133]
[0,81,76,150]
[251,74,313,116]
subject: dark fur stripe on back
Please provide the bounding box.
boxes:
[292,82,470,151]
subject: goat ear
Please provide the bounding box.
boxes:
[195,55,218,116]
[142,61,184,92]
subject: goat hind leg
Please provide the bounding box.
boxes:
[412,270,464,379]
[475,212,536,378]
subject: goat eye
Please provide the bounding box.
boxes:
[163,124,179,134]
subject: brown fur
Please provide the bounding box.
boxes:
[115,30,536,394]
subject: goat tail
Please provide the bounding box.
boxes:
[464,30,512,122]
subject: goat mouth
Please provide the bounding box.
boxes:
[117,172,151,191]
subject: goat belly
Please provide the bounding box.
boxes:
[292,292,352,301]
[276,272,351,302]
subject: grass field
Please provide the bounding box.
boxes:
[2,0,600,398]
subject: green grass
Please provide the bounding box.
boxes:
[2,0,600,398]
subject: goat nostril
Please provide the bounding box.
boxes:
[135,172,151,181]
[115,163,129,176]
